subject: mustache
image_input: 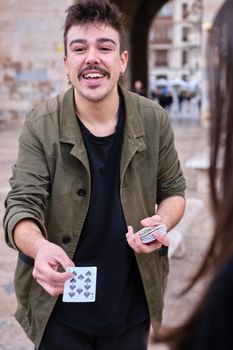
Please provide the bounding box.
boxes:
[78,65,110,80]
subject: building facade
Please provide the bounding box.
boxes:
[148,0,202,86]
[0,0,70,124]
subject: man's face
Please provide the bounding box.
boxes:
[64,23,128,103]
[135,80,142,90]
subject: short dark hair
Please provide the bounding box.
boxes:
[63,0,126,55]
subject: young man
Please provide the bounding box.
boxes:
[3,1,186,349]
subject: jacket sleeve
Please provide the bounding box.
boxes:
[3,116,49,250]
[157,111,186,203]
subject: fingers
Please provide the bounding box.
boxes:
[33,271,72,296]
[33,263,72,287]
[126,226,166,254]
[126,226,142,253]
[33,243,74,296]
[153,233,170,247]
[126,226,170,254]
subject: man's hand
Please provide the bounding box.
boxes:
[126,223,169,254]
[13,219,75,296]
[126,196,185,254]
[32,242,74,297]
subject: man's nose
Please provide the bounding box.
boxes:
[85,49,100,65]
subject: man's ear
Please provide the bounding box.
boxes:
[120,50,128,74]
[64,57,71,85]
[64,56,68,68]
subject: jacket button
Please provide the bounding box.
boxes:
[62,236,71,244]
[77,189,86,196]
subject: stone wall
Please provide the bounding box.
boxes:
[0,0,71,123]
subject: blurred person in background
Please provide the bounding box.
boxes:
[152,0,233,348]
[3,0,185,349]
[152,85,173,112]
[131,79,147,97]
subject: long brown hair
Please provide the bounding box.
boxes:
[153,0,233,348]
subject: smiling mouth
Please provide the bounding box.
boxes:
[79,65,109,81]
[83,72,105,79]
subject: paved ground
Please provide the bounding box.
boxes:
[0,119,213,349]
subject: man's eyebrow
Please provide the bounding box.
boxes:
[97,38,116,46]
[69,38,117,47]
[69,39,86,47]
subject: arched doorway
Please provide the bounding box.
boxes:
[111,0,169,93]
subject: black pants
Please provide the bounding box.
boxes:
[38,318,150,350]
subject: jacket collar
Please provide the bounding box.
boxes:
[60,87,81,145]
[120,85,145,140]
[59,85,146,147]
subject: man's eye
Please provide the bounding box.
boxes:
[74,47,86,53]
[100,47,111,52]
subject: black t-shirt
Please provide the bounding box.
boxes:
[52,98,149,335]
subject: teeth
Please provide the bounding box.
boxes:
[84,72,104,79]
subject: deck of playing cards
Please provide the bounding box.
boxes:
[136,224,167,244]
[63,266,97,303]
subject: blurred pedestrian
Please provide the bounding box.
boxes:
[177,88,184,113]
[3,0,185,349]
[157,86,173,112]
[152,0,233,348]
[132,79,146,97]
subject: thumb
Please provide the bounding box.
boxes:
[141,215,162,227]
[47,248,75,272]
[59,254,75,271]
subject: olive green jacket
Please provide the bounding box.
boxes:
[3,86,185,347]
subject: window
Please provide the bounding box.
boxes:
[182,27,189,41]
[155,50,168,67]
[153,23,172,43]
[156,75,167,80]
[182,50,188,66]
[182,4,189,19]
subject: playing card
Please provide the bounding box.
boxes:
[63,266,97,302]
[136,225,167,244]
